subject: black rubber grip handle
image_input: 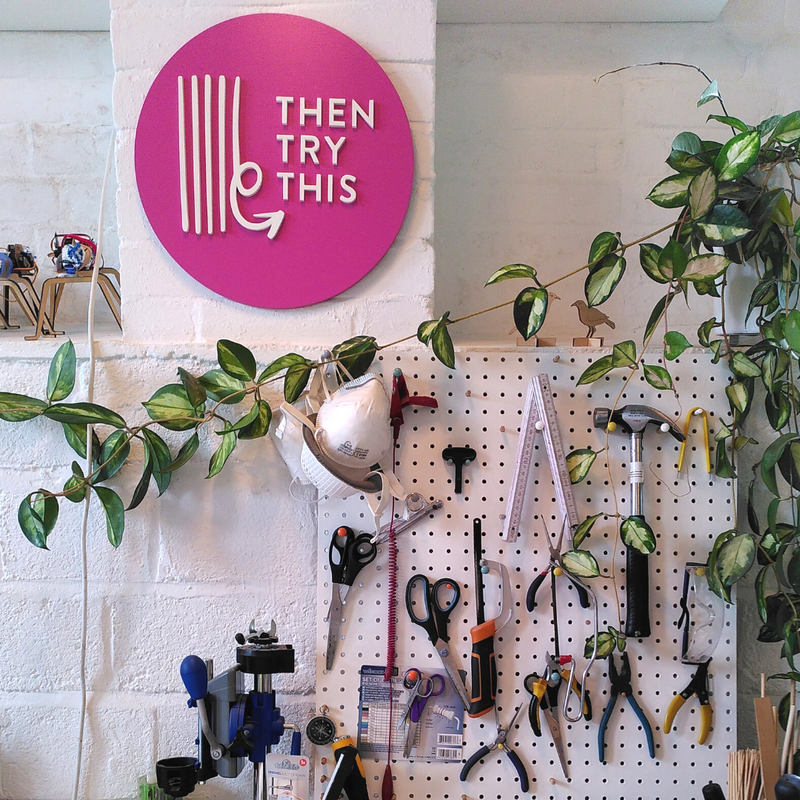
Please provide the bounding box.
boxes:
[468,620,497,717]
[460,744,490,781]
[504,747,529,793]
[526,571,548,611]
[576,582,590,609]
[625,547,651,638]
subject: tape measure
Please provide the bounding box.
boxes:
[502,374,579,542]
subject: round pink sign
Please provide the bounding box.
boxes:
[135,14,414,309]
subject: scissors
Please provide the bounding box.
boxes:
[325,526,377,670]
[400,668,445,757]
[405,575,470,709]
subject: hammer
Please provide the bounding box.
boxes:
[593,405,685,639]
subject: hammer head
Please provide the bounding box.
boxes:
[593,405,685,442]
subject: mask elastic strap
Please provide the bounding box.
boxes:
[279,401,315,432]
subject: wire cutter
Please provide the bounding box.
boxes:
[664,658,712,744]
[459,702,529,792]
[325,526,377,670]
[597,651,655,764]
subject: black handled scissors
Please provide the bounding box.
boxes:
[325,526,377,670]
[405,575,470,709]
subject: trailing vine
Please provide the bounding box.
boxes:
[2,75,800,693]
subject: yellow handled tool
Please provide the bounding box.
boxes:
[677,407,710,473]
[664,659,713,745]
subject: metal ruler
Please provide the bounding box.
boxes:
[502,374,579,542]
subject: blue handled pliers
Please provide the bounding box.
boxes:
[597,651,655,764]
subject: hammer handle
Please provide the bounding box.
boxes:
[625,547,651,638]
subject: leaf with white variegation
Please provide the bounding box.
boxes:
[485,263,539,286]
[688,168,717,220]
[566,449,597,484]
[561,549,600,579]
[716,533,756,586]
[620,515,656,555]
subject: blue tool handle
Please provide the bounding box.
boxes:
[526,571,548,612]
[290,730,301,756]
[459,745,490,781]
[576,583,590,609]
[627,696,655,758]
[504,746,529,793]
[597,694,617,764]
[180,655,208,702]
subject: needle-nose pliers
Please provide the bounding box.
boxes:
[597,651,655,764]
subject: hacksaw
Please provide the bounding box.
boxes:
[502,374,578,543]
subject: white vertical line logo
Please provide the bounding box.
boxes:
[177,74,284,239]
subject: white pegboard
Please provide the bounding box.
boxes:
[314,348,736,800]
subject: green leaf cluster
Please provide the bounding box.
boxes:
[0,334,380,548]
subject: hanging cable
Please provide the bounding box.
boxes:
[72,130,115,800]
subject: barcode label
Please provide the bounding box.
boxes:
[436,746,463,761]
[437,733,462,745]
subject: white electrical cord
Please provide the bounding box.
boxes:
[72,131,115,800]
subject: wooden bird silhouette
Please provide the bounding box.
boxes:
[571,300,616,338]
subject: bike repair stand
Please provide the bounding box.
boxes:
[156,621,302,800]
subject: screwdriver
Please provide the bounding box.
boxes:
[468,518,497,717]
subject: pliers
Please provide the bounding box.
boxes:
[525,656,592,780]
[460,703,529,792]
[597,651,655,764]
[664,659,712,744]
[527,662,592,736]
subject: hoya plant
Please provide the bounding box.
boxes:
[486,77,800,673]
[0,74,798,686]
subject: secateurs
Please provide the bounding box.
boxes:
[525,653,592,780]
[468,518,512,718]
[526,516,598,725]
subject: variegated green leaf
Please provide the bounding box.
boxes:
[46,340,76,402]
[639,243,668,284]
[566,449,597,484]
[576,355,614,386]
[688,167,718,220]
[714,130,760,181]
[94,486,125,547]
[584,255,626,307]
[513,287,549,340]
[207,420,236,479]
[643,363,673,391]
[217,339,256,381]
[697,79,721,108]
[716,533,756,586]
[485,263,539,286]
[682,254,730,283]
[612,340,637,368]
[647,173,692,209]
[561,549,600,579]
[664,331,691,361]
[573,513,603,548]
[620,515,656,555]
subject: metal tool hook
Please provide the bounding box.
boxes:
[562,580,599,723]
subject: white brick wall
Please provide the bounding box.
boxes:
[0,1,796,796]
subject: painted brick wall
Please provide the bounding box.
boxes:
[1,1,798,797]
[0,2,436,798]
[435,0,800,345]
[0,32,118,328]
